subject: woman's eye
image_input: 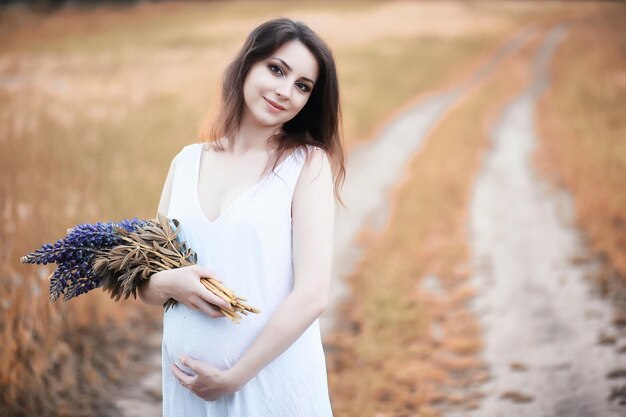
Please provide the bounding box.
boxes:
[269,64,283,76]
[296,82,310,92]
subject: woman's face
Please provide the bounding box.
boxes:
[242,40,319,129]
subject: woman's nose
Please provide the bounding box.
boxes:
[275,82,291,100]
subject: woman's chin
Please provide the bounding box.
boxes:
[255,118,284,129]
[249,110,289,128]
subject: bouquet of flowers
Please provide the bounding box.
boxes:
[19,212,259,323]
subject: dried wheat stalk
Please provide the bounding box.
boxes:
[93,212,260,323]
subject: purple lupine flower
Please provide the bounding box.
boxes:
[21,217,152,303]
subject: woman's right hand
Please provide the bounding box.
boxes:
[154,265,233,318]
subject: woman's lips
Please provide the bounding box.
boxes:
[264,97,285,111]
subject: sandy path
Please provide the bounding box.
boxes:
[462,24,626,416]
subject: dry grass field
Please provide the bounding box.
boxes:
[535,3,626,307]
[0,1,602,415]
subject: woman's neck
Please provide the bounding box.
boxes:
[228,114,281,155]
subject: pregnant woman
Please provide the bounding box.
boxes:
[138,17,346,416]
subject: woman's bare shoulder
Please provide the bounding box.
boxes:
[296,143,326,161]
[294,144,331,190]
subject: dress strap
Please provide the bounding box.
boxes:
[267,145,311,197]
[168,143,201,218]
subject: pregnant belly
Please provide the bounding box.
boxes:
[163,302,266,376]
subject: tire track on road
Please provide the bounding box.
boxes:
[464,24,626,417]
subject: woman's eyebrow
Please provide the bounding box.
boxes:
[271,57,316,86]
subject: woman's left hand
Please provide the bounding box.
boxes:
[171,355,241,401]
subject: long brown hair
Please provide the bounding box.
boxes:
[197,17,346,208]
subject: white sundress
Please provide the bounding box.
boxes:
[161,142,334,417]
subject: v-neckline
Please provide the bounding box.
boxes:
[194,144,295,226]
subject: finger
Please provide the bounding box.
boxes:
[201,291,233,312]
[190,294,225,317]
[196,266,222,282]
[178,355,202,377]
[171,363,194,386]
[187,295,204,311]
[197,301,225,318]
[179,355,205,373]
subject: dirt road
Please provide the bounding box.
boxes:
[323,24,534,337]
[462,24,626,416]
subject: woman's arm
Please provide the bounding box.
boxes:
[227,148,336,388]
[138,154,177,306]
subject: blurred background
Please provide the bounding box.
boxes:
[1,1,625,416]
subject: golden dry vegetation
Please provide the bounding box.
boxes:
[535,3,626,307]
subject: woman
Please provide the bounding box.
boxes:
[138,17,346,416]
